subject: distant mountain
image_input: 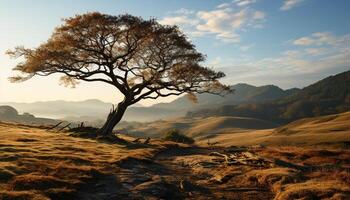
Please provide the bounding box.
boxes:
[0,99,113,119]
[1,84,298,123]
[188,70,350,123]
[3,68,347,124]
[152,83,300,110]
[0,106,57,125]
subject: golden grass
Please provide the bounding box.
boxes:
[249,146,350,199]
[0,122,172,199]
[245,168,299,189]
[196,111,350,147]
[125,115,277,139]
[274,180,350,200]
[243,167,300,197]
[1,120,349,199]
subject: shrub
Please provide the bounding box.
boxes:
[163,129,194,144]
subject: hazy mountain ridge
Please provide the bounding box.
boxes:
[0,99,113,119]
[152,83,300,110]
[0,105,58,125]
[1,70,348,124]
[188,70,350,123]
[0,83,299,123]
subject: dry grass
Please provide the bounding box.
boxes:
[0,122,173,199]
[250,146,350,199]
[1,120,349,199]
[275,180,350,200]
[124,115,277,139]
[196,111,350,147]
[244,168,300,192]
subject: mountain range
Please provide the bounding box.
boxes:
[1,70,349,125]
[188,70,350,123]
[0,83,301,123]
[0,105,57,125]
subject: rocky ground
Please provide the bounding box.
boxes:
[0,122,349,199]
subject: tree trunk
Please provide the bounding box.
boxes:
[98,101,128,136]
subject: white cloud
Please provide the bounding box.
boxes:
[160,4,265,43]
[217,32,350,88]
[293,32,349,46]
[305,48,328,56]
[196,8,264,42]
[233,0,257,7]
[159,16,197,26]
[293,36,314,45]
[217,3,230,9]
[173,8,194,15]
[280,0,305,11]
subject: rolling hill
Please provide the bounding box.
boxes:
[1,121,349,199]
[2,70,348,124]
[195,111,350,147]
[188,70,350,123]
[121,116,278,139]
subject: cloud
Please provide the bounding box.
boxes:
[293,32,349,46]
[233,0,257,7]
[173,8,194,15]
[293,36,314,45]
[160,3,265,43]
[280,0,305,11]
[217,3,230,9]
[159,16,197,26]
[217,32,350,88]
[305,48,328,56]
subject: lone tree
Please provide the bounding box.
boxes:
[7,12,230,136]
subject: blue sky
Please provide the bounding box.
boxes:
[0,0,349,105]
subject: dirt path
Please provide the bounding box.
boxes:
[150,146,273,200]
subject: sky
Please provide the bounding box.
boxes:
[0,0,349,105]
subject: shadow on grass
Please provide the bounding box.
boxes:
[123,143,158,150]
[68,126,130,145]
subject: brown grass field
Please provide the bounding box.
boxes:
[196,111,350,147]
[0,112,350,199]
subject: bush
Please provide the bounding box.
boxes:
[163,129,194,144]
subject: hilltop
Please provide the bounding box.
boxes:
[195,111,350,147]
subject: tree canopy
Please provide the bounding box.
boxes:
[7,12,230,135]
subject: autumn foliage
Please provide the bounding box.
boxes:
[7,12,230,135]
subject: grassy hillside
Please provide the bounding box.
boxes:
[0,122,183,199]
[188,70,350,123]
[122,116,278,139]
[0,121,349,199]
[196,111,350,147]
